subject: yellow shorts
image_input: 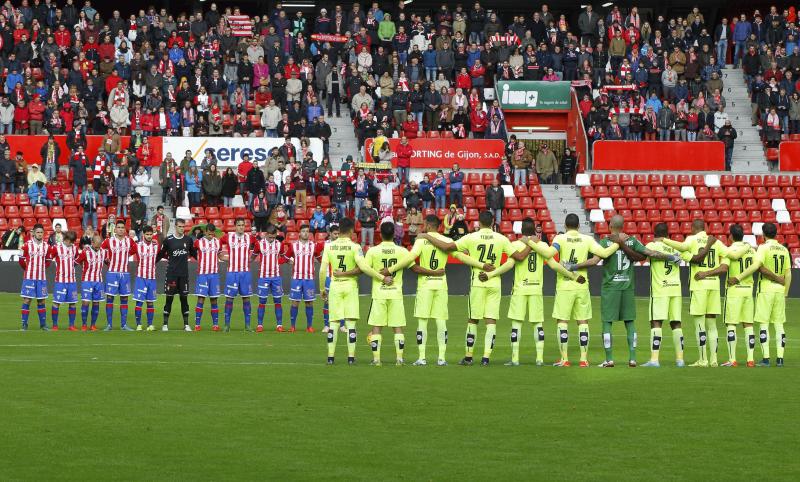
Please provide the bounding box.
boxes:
[508,293,544,322]
[329,288,360,321]
[724,295,754,324]
[754,291,786,324]
[552,289,592,321]
[414,288,448,319]
[689,289,721,316]
[368,298,406,327]
[650,296,682,322]
[468,286,501,320]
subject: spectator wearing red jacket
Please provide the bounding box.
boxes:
[402,117,418,139]
[140,110,156,134]
[395,136,413,184]
[61,104,74,133]
[13,99,29,134]
[237,155,254,201]
[455,68,472,91]
[28,95,45,134]
[469,60,486,88]
[54,25,72,49]
[469,109,488,138]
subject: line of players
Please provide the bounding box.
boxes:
[18,218,344,334]
[320,211,791,368]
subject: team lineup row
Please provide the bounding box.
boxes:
[16,211,792,368]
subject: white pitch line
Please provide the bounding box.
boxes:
[0,358,320,367]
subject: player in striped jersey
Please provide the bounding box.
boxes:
[254,225,287,332]
[194,224,222,331]
[49,231,79,331]
[101,220,136,331]
[77,233,106,331]
[286,225,321,333]
[19,224,50,330]
[133,226,159,331]
[221,218,255,332]
[321,225,346,334]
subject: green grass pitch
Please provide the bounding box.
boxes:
[0,293,797,480]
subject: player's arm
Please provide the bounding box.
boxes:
[723,243,750,260]
[419,231,457,252]
[546,257,582,281]
[318,246,330,293]
[452,251,491,270]
[354,251,389,283]
[588,238,619,259]
[525,238,557,259]
[18,243,28,270]
[688,236,717,264]
[695,259,729,280]
[389,240,422,274]
[613,237,647,262]
[784,268,792,295]
[575,255,601,270]
[155,239,168,261]
[510,244,532,261]
[661,238,693,252]
[483,256,515,279]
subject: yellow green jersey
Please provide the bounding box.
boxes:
[551,230,619,291]
[646,240,682,297]
[364,241,410,300]
[510,239,553,295]
[455,228,516,288]
[725,241,755,298]
[405,233,451,291]
[319,237,365,293]
[755,239,791,294]
[675,231,729,291]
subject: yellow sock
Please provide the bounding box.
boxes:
[533,322,544,363]
[465,323,478,358]
[483,323,497,359]
[744,325,755,362]
[726,324,737,363]
[416,319,428,361]
[557,322,569,361]
[759,323,770,359]
[650,327,663,362]
[436,319,447,361]
[672,327,685,362]
[578,324,589,362]
[775,323,786,359]
[371,333,382,362]
[510,321,522,363]
[707,318,719,365]
[345,320,357,358]
[395,333,405,360]
[327,324,338,358]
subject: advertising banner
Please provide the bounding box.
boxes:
[779,142,800,170]
[592,140,725,170]
[364,138,505,168]
[496,81,572,110]
[162,137,324,167]
[5,134,163,167]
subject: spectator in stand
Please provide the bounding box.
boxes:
[330,174,350,216]
[358,199,378,247]
[353,170,372,219]
[395,136,413,185]
[560,148,577,184]
[152,206,170,242]
[40,136,61,181]
[1,226,24,249]
[185,165,203,208]
[497,157,513,186]
[0,152,16,194]
[535,144,558,185]
[511,141,532,186]
[132,166,153,207]
[486,179,505,226]
[237,153,254,203]
[0,98,14,134]
[657,100,675,140]
[80,183,99,229]
[129,193,147,238]
[221,168,239,207]
[29,181,50,207]
[790,92,800,134]
[310,206,327,234]
[718,120,737,171]
[714,105,729,133]
[323,205,341,232]
[403,181,422,210]
[405,207,422,245]
[432,169,447,209]
[202,165,223,207]
[28,164,47,187]
[419,175,434,209]
[377,176,396,215]
[448,163,464,208]
[251,189,271,232]
[443,204,459,234]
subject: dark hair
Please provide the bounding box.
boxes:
[762,222,778,239]
[33,223,44,231]
[339,217,355,234]
[380,221,395,240]
[521,217,536,236]
[143,225,154,234]
[265,224,277,234]
[653,222,668,238]
[234,217,246,225]
[565,213,580,229]
[63,230,77,242]
[730,224,744,242]
[115,220,126,226]
[175,218,186,225]
[425,214,440,227]
[299,224,310,231]
[478,210,494,227]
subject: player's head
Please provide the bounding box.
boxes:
[762,222,778,239]
[653,222,668,239]
[478,210,494,228]
[730,224,744,242]
[91,233,103,248]
[690,219,706,234]
[609,214,624,233]
[143,225,154,242]
[264,224,277,241]
[234,217,246,234]
[380,220,395,241]
[520,217,536,236]
[115,219,126,237]
[424,214,440,232]
[174,218,185,236]
[564,213,579,230]
[298,224,310,240]
[204,223,216,239]
[329,224,339,241]
[339,217,354,236]
[30,224,43,241]
[62,230,76,245]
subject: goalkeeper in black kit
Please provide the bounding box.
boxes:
[156,218,196,332]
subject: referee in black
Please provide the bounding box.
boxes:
[156,218,196,332]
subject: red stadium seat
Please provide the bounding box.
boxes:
[764,175,778,186]
[735,175,749,187]
[595,222,609,235]
[499,221,513,234]
[677,174,690,186]
[514,185,528,196]
[661,210,675,222]
[518,197,533,209]
[580,186,596,198]
[749,175,764,186]
[595,186,609,197]
[1,193,14,205]
[466,173,480,185]
[778,175,792,187]
[507,209,523,221]
[720,175,735,187]
[633,210,648,222]
[609,186,624,198]
[672,198,686,210]
[767,187,782,199]
[472,185,485,196]
[505,197,519,209]
[666,186,681,198]
[648,174,662,185]
[628,198,642,210]
[691,175,705,187]
[481,173,495,185]
[533,197,547,209]
[619,174,633,186]
[605,174,619,185]
[590,174,603,185]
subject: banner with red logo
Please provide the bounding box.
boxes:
[364,138,506,168]
[311,34,349,43]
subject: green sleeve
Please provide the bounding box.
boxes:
[632,238,648,254]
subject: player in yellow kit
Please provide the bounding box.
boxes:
[663,219,734,367]
[483,218,584,366]
[363,221,412,365]
[729,222,792,367]
[422,211,516,366]
[320,218,385,365]
[551,214,619,367]
[388,215,455,366]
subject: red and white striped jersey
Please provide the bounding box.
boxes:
[20,239,49,280]
[101,236,135,273]
[255,238,286,278]
[135,240,159,279]
[220,233,253,272]
[286,240,320,280]
[49,243,77,283]
[77,248,106,282]
[194,237,221,275]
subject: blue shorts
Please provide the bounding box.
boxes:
[195,273,221,298]
[53,282,78,304]
[257,277,284,299]
[325,277,330,290]
[21,279,48,299]
[290,279,316,302]
[81,281,105,302]
[133,277,157,302]
[105,272,131,296]
[225,271,252,297]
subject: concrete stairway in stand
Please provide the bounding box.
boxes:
[722,67,770,172]
[327,114,360,169]
[540,184,591,234]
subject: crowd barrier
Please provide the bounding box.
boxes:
[364,138,506,168]
[592,141,726,171]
